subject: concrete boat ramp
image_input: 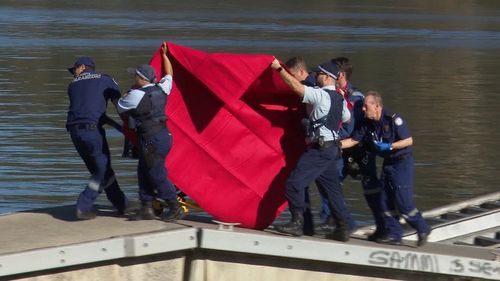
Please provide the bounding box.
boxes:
[1,196,500,281]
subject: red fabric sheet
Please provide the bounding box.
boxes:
[147,43,305,229]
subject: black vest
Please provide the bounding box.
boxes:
[323,89,344,132]
[307,89,344,136]
[129,85,167,137]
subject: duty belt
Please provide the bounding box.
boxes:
[309,139,340,150]
[137,123,166,140]
[66,123,97,131]
[383,153,410,165]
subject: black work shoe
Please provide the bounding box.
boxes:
[367,229,385,242]
[117,200,140,216]
[152,199,165,217]
[314,222,336,236]
[417,230,431,247]
[130,202,156,221]
[161,200,186,222]
[76,209,96,220]
[274,222,304,236]
[327,228,350,242]
[375,235,402,246]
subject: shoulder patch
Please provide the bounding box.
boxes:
[394,117,403,126]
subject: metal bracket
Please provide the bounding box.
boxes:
[212,220,240,232]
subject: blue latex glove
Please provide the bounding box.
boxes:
[374,140,392,152]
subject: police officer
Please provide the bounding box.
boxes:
[285,57,316,87]
[341,91,431,246]
[284,56,317,236]
[66,56,127,220]
[316,57,383,240]
[271,58,354,242]
[118,43,185,222]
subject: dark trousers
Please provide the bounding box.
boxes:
[69,124,126,212]
[286,145,352,228]
[381,155,429,239]
[359,152,386,233]
[137,128,176,202]
[314,149,378,231]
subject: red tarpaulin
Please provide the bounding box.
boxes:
[144,43,305,229]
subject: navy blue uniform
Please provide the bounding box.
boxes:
[352,109,429,240]
[118,75,177,204]
[340,86,382,234]
[66,70,127,215]
[318,85,379,233]
[286,84,353,233]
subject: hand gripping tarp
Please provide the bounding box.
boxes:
[146,43,304,229]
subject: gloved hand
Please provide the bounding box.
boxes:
[374,140,392,152]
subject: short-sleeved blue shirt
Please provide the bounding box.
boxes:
[339,83,364,139]
[66,70,121,126]
[351,109,412,158]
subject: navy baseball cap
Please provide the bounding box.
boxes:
[312,61,341,80]
[127,64,156,82]
[67,56,95,74]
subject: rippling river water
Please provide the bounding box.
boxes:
[1,1,500,225]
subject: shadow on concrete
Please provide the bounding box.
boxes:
[20,204,217,225]
[20,204,131,222]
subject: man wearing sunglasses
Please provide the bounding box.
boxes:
[270,58,354,242]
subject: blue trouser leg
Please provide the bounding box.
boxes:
[361,152,385,232]
[101,131,126,212]
[391,157,429,235]
[138,149,153,201]
[302,189,314,235]
[319,195,330,223]
[381,166,404,240]
[77,187,99,212]
[317,157,343,223]
[70,128,106,212]
[286,146,353,228]
[286,147,334,212]
[71,126,126,212]
[104,174,127,212]
[315,159,354,229]
[382,156,429,240]
[362,177,385,232]
[138,129,177,202]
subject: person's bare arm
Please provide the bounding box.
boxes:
[270,58,305,97]
[340,138,359,149]
[391,137,413,150]
[161,42,173,76]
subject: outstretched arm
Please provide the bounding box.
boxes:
[161,42,173,76]
[271,58,305,98]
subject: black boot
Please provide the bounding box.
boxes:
[417,229,432,247]
[327,221,351,242]
[274,209,304,236]
[76,208,96,220]
[161,200,186,222]
[367,228,385,241]
[130,201,156,221]
[104,181,127,215]
[314,216,336,236]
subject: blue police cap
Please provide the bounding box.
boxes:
[312,61,341,80]
[67,56,95,74]
[127,64,156,83]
